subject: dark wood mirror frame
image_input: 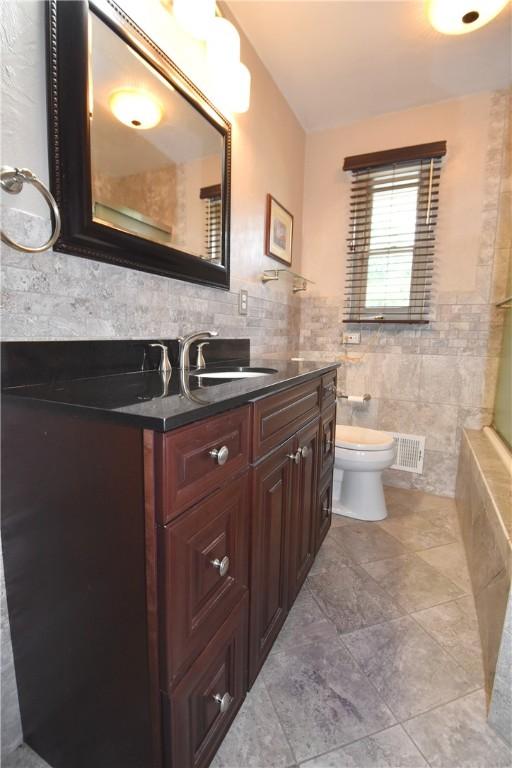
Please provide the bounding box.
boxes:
[47,0,231,290]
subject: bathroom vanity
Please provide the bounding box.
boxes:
[1,341,338,768]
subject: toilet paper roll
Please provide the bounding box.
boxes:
[347,395,365,403]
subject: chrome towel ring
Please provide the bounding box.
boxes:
[1,166,61,253]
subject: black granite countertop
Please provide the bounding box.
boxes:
[2,359,339,432]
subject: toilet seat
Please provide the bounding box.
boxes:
[335,425,395,452]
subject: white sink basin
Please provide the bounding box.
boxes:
[190,367,277,379]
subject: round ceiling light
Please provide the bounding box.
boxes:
[109,88,163,130]
[427,0,509,34]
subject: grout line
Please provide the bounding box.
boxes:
[257,670,299,766]
[293,723,428,768]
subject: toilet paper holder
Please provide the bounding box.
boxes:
[339,393,371,402]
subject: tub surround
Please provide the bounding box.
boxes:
[456,428,512,745]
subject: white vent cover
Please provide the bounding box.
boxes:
[386,432,425,474]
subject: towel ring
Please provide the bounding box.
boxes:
[1,166,61,253]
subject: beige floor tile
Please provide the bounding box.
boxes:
[378,510,458,551]
[262,639,396,762]
[210,676,295,768]
[330,523,407,564]
[362,553,464,612]
[342,616,476,720]
[417,541,472,593]
[412,596,485,687]
[403,689,512,767]
[270,587,339,656]
[308,564,405,634]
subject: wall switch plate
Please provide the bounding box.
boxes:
[239,289,248,316]
[342,331,360,344]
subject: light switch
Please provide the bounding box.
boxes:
[239,289,248,315]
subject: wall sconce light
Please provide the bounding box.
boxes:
[206,16,251,114]
[172,0,216,40]
[109,88,163,129]
[427,0,509,34]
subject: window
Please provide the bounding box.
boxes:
[200,184,222,263]
[343,141,446,323]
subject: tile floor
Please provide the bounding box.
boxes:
[5,487,512,768]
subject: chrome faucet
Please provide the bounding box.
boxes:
[179,330,218,370]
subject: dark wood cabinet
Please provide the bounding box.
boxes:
[3,370,337,768]
[249,437,294,684]
[288,418,320,604]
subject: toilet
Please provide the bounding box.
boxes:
[333,425,397,521]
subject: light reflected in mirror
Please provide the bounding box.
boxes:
[89,12,224,264]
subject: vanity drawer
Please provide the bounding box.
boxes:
[251,379,321,461]
[155,406,250,523]
[160,475,249,687]
[165,594,247,768]
[319,404,336,478]
[321,370,338,410]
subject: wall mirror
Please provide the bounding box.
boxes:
[48,0,231,289]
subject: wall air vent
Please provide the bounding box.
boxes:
[387,432,426,474]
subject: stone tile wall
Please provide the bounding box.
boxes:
[0,207,302,359]
[299,90,511,497]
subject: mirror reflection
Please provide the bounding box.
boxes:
[89,12,224,264]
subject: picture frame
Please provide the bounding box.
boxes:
[265,194,293,266]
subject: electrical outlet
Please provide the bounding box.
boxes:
[239,289,248,316]
[342,332,360,344]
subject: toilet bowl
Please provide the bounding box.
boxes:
[333,426,396,521]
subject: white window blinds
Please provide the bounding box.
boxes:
[343,141,446,323]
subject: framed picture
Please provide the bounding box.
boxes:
[265,194,293,266]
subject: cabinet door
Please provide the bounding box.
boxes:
[249,437,294,685]
[316,468,333,553]
[289,419,319,605]
[319,404,336,478]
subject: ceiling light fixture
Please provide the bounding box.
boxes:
[172,0,216,40]
[109,88,163,130]
[427,0,509,34]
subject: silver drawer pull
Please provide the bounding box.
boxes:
[287,450,301,464]
[213,692,233,713]
[211,555,230,577]
[300,445,309,459]
[209,445,229,465]
[322,505,331,516]
[324,383,336,394]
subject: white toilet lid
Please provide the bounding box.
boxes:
[335,425,395,451]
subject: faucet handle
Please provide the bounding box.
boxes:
[149,343,171,373]
[196,342,209,370]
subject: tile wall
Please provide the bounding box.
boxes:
[299,90,511,497]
